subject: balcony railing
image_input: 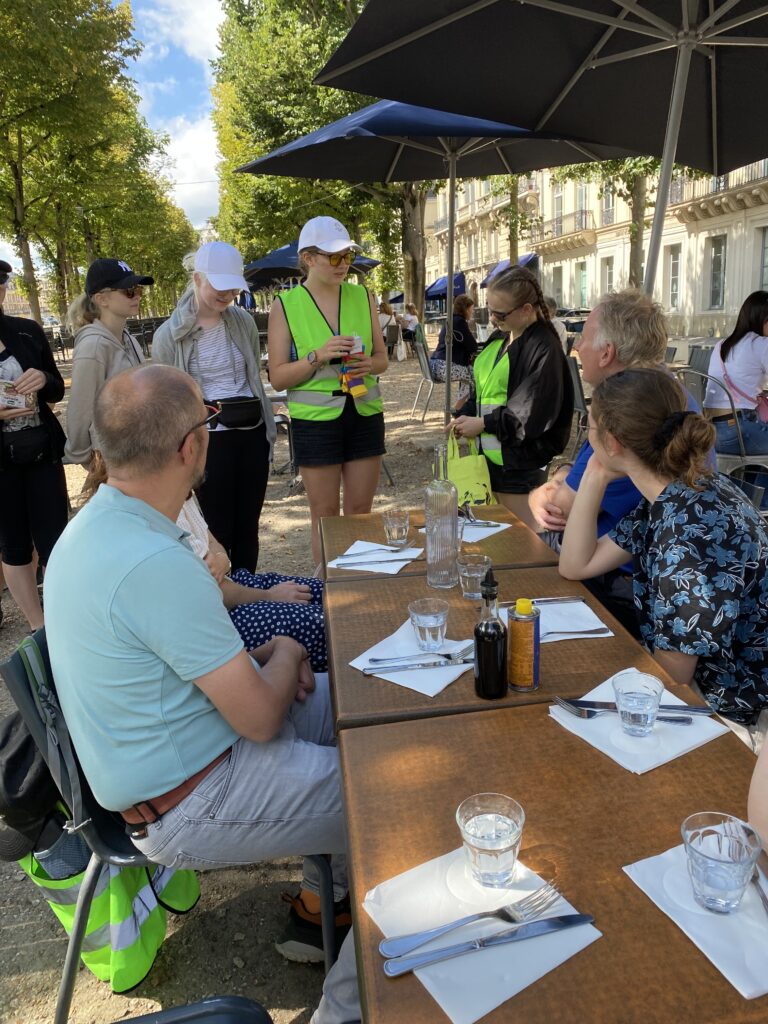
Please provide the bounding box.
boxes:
[668,159,768,205]
[601,205,615,226]
[530,209,596,242]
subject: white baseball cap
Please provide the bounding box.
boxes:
[194,241,249,291]
[297,216,362,254]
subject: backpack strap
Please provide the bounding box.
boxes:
[717,342,756,404]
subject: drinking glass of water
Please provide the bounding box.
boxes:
[681,812,762,913]
[382,509,410,548]
[457,553,491,600]
[612,669,664,737]
[407,598,449,651]
[456,793,525,889]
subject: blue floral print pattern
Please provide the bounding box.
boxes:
[610,474,768,724]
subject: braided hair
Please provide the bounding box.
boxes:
[487,265,556,338]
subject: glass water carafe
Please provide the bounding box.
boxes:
[425,442,458,589]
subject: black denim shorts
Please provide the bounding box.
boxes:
[488,460,548,495]
[291,395,386,467]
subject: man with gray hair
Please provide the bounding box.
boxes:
[528,289,670,634]
[44,364,348,965]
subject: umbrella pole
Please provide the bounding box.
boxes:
[643,42,693,294]
[444,150,457,424]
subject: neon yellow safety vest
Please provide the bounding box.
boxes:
[19,850,199,992]
[280,282,382,420]
[473,339,510,465]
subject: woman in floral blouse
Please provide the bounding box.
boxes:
[560,367,768,751]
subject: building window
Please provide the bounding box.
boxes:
[467,233,477,265]
[761,228,768,290]
[667,244,681,310]
[552,266,563,306]
[553,182,563,236]
[576,262,587,307]
[601,256,614,294]
[709,235,727,309]
[602,185,615,226]
[575,182,587,230]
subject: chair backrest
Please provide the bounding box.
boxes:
[566,354,589,417]
[385,323,400,347]
[689,344,714,376]
[665,345,677,363]
[0,630,146,864]
[675,368,746,459]
[414,336,433,379]
[728,471,765,512]
[414,322,426,348]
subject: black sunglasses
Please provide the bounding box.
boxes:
[177,404,220,452]
[488,303,524,321]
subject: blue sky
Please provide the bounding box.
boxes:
[0,0,224,267]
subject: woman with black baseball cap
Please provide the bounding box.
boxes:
[0,260,68,631]
[65,257,154,467]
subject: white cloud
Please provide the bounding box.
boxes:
[0,240,18,269]
[160,113,220,228]
[138,0,225,74]
[136,76,179,118]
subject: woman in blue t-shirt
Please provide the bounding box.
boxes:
[560,367,768,749]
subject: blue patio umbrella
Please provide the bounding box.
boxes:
[237,99,636,421]
[244,240,378,290]
[424,272,466,301]
[480,253,539,289]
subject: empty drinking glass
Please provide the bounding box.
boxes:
[408,598,449,651]
[456,793,525,889]
[382,509,410,548]
[457,553,491,600]
[681,812,762,913]
[612,669,664,737]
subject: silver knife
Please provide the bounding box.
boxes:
[463,521,504,528]
[362,659,473,675]
[383,913,594,977]
[568,699,713,716]
[333,556,424,566]
[499,596,586,608]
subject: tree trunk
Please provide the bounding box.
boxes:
[54,203,69,320]
[508,175,519,265]
[400,183,427,320]
[9,135,42,323]
[628,174,647,288]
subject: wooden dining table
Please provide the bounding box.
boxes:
[325,565,693,730]
[320,505,558,583]
[339,704,763,1023]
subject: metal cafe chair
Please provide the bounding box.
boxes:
[566,354,590,458]
[1,632,338,1024]
[410,334,442,422]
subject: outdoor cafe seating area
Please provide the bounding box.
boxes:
[318,504,766,1023]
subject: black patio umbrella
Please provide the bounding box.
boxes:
[315,1,768,290]
[237,99,636,420]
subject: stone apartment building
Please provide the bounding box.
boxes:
[425,160,768,337]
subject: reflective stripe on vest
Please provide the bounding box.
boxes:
[473,339,510,465]
[19,852,200,992]
[280,282,383,420]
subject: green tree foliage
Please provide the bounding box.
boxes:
[214,0,431,312]
[0,0,197,321]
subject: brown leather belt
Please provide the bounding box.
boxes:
[120,747,232,826]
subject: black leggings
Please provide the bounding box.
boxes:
[195,424,270,572]
[0,460,69,565]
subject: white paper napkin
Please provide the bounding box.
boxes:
[624,844,768,998]
[364,848,601,1024]
[500,599,612,643]
[548,676,728,774]
[327,540,424,574]
[350,620,473,697]
[419,520,511,544]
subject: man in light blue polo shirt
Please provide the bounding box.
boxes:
[45,364,346,966]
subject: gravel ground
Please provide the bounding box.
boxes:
[0,353,454,1024]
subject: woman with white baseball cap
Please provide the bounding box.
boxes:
[153,241,276,571]
[268,216,388,563]
[65,257,154,469]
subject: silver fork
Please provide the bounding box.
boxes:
[540,626,611,639]
[369,642,474,665]
[552,695,692,726]
[377,882,561,959]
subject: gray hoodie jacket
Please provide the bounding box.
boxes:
[65,321,145,465]
[152,291,276,453]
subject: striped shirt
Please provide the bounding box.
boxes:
[188,320,254,431]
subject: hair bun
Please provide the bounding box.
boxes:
[652,410,694,451]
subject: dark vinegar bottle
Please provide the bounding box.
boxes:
[474,567,507,700]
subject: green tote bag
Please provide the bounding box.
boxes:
[447,433,493,506]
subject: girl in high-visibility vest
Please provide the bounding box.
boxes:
[451,266,574,530]
[268,217,389,562]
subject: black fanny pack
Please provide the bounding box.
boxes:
[209,397,263,429]
[2,425,52,467]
